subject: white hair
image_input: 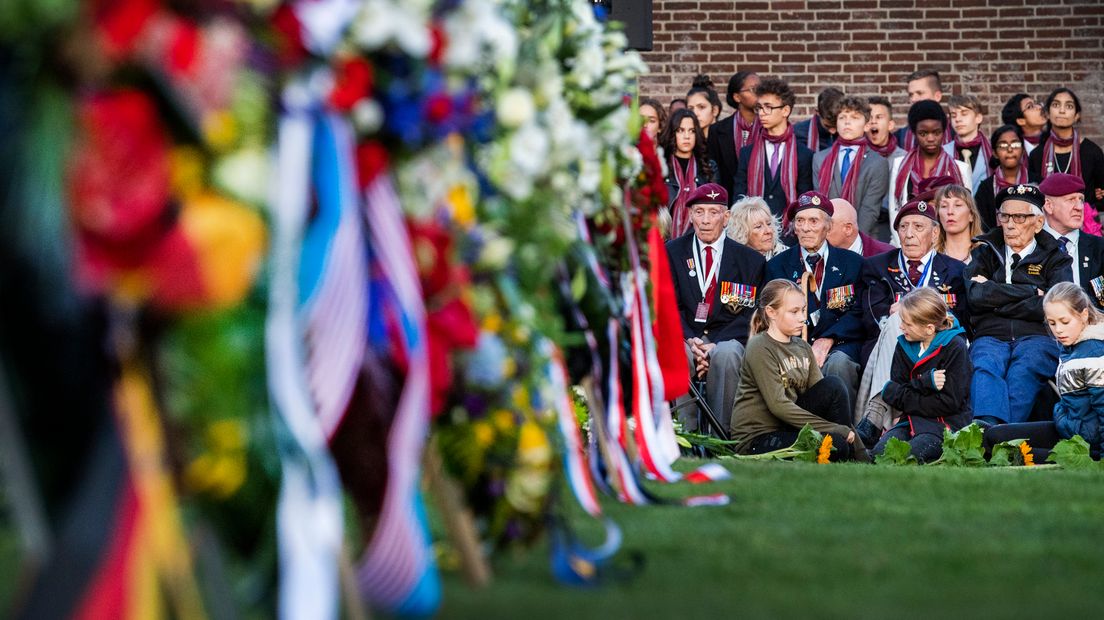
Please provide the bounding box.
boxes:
[727,196,780,244]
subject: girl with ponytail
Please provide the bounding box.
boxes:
[871,287,972,462]
[731,279,869,461]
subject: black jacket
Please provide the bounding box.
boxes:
[974,172,1041,232]
[766,244,865,360]
[1067,231,1104,310]
[733,141,814,218]
[965,228,1073,340]
[1027,134,1104,209]
[793,117,835,152]
[706,114,739,200]
[666,233,766,344]
[881,328,973,437]
[664,156,717,209]
[861,249,968,343]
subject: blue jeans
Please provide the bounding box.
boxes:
[969,335,1059,424]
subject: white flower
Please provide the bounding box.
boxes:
[351,0,431,56]
[213,146,271,206]
[479,234,514,269]
[351,99,383,135]
[577,158,601,194]
[508,121,549,178]
[497,88,535,129]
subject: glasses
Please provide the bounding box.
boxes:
[997,211,1037,224]
[753,103,786,114]
[1021,100,1041,111]
[996,141,1024,151]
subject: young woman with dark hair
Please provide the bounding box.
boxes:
[974,124,1035,230]
[660,108,717,238]
[1028,87,1104,209]
[686,74,722,139]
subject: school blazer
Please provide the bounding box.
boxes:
[793,117,835,152]
[666,233,767,344]
[811,148,890,235]
[734,142,814,218]
[765,244,865,360]
[707,114,739,200]
[860,249,968,339]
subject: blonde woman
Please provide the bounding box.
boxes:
[727,196,788,259]
[935,184,983,264]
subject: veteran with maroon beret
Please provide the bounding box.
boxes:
[1040,173,1104,308]
[766,190,867,403]
[666,183,767,433]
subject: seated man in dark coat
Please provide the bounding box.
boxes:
[766,191,866,404]
[854,193,968,445]
[1040,173,1104,309]
[967,184,1073,426]
[667,183,767,432]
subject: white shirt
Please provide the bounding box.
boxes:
[1045,225,1080,286]
[800,241,830,296]
[1005,238,1037,283]
[847,234,863,256]
[837,146,856,180]
[766,141,786,172]
[694,234,725,295]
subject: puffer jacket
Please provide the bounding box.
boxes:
[1054,323,1104,452]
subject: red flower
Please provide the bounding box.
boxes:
[270,4,309,68]
[429,23,448,66]
[355,141,390,189]
[91,0,159,60]
[330,57,374,111]
[166,20,200,76]
[425,93,452,124]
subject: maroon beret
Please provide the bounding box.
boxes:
[894,192,940,229]
[788,190,833,219]
[1038,173,1086,197]
[686,183,729,209]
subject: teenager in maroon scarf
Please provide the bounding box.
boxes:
[866,96,904,161]
[813,96,889,235]
[946,94,991,194]
[707,70,760,199]
[887,100,969,245]
[1000,93,1047,155]
[733,78,813,221]
[895,69,955,151]
[794,87,843,152]
[1028,87,1104,209]
[974,125,1034,231]
[661,108,717,238]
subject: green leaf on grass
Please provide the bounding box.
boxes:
[935,424,986,467]
[989,438,1028,467]
[791,424,825,454]
[1046,435,1097,470]
[876,437,918,466]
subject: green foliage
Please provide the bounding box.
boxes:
[875,437,919,466]
[1047,435,1099,471]
[988,439,1029,467]
[730,424,825,462]
[931,423,985,467]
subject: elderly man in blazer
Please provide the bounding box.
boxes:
[667,183,767,433]
[1040,173,1104,308]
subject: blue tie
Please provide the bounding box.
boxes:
[839,147,853,185]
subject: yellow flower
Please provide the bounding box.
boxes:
[817,434,833,464]
[447,184,475,227]
[492,409,515,432]
[203,110,239,152]
[473,421,495,447]
[170,146,206,198]
[178,192,267,308]
[207,419,247,452]
[1020,441,1035,466]
[512,386,531,412]
[481,314,503,333]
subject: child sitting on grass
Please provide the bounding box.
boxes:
[729,279,868,461]
[873,288,973,463]
[984,282,1104,459]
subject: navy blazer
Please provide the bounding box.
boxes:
[733,141,814,218]
[1069,231,1104,310]
[667,233,766,344]
[793,117,835,152]
[706,114,739,200]
[766,244,865,360]
[860,249,968,341]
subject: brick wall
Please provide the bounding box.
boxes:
[639,0,1104,139]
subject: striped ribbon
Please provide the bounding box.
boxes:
[266,87,345,620]
[356,175,440,616]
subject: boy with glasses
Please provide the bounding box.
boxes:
[734,78,813,219]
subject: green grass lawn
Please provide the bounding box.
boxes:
[440,461,1104,619]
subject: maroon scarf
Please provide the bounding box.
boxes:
[747,124,798,206]
[868,132,898,158]
[669,154,698,238]
[806,114,822,151]
[954,132,993,179]
[894,148,965,201]
[1023,133,1042,148]
[901,124,955,151]
[733,112,761,153]
[992,162,1029,196]
[816,136,867,205]
[1041,129,1082,179]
